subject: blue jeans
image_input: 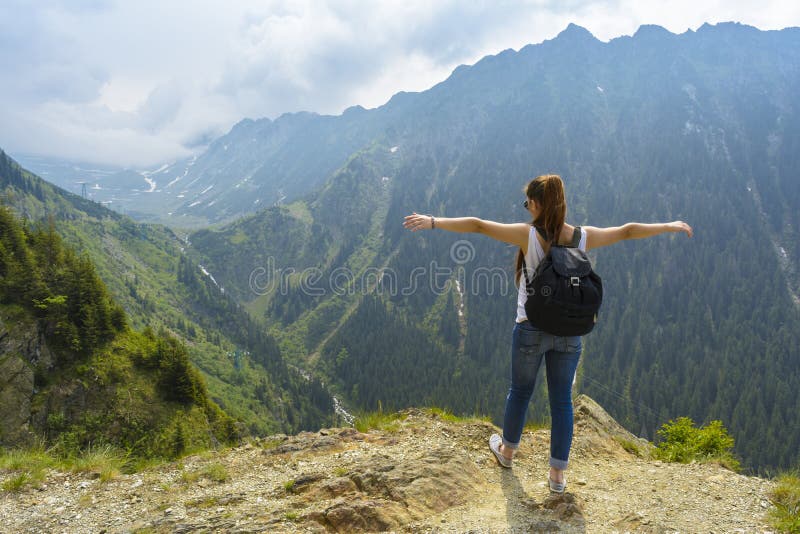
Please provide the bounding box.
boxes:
[502,320,582,470]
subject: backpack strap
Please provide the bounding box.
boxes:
[520,255,534,291]
[570,226,582,248]
[534,225,549,242]
[537,225,582,246]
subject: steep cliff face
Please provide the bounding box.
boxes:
[0,313,55,447]
[0,396,776,532]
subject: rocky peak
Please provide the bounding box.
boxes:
[554,23,599,44]
[633,24,674,40]
[0,395,775,532]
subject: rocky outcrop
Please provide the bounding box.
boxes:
[0,315,55,447]
[0,398,776,532]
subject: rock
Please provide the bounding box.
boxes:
[287,473,325,494]
[0,319,55,448]
[306,477,358,500]
[315,499,411,532]
[542,494,584,522]
[554,502,582,520]
[614,511,652,531]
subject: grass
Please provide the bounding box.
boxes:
[0,441,156,494]
[1,442,129,492]
[333,466,348,477]
[180,462,229,485]
[284,479,296,493]
[0,444,56,472]
[354,411,406,433]
[120,455,160,474]
[187,495,221,509]
[768,472,800,533]
[259,438,285,450]
[202,463,229,482]
[355,406,492,433]
[2,472,37,492]
[428,407,490,424]
[67,444,128,482]
[613,436,644,457]
[180,470,201,484]
[524,419,549,432]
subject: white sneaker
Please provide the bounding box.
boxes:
[489,433,513,468]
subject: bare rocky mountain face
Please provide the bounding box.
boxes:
[0,396,774,532]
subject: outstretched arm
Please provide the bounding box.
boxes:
[584,221,693,250]
[403,212,529,249]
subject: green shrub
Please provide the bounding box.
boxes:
[653,417,740,471]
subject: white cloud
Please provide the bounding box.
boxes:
[0,0,798,167]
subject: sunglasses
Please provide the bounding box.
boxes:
[523,199,532,209]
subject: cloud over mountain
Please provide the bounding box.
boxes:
[0,0,797,166]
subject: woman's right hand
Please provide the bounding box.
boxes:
[669,221,693,238]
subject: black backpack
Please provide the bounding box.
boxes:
[521,226,603,336]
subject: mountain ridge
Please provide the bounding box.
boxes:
[182,21,800,473]
[5,22,800,472]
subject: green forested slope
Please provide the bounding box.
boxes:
[187,23,800,473]
[0,204,236,458]
[0,150,334,438]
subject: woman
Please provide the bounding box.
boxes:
[403,174,692,493]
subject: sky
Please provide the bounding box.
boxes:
[1,0,799,168]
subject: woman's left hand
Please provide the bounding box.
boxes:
[403,212,433,231]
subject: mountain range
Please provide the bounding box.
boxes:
[4,21,800,473]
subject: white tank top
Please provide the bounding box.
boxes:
[516,226,588,323]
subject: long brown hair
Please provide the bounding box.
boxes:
[514,174,567,286]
